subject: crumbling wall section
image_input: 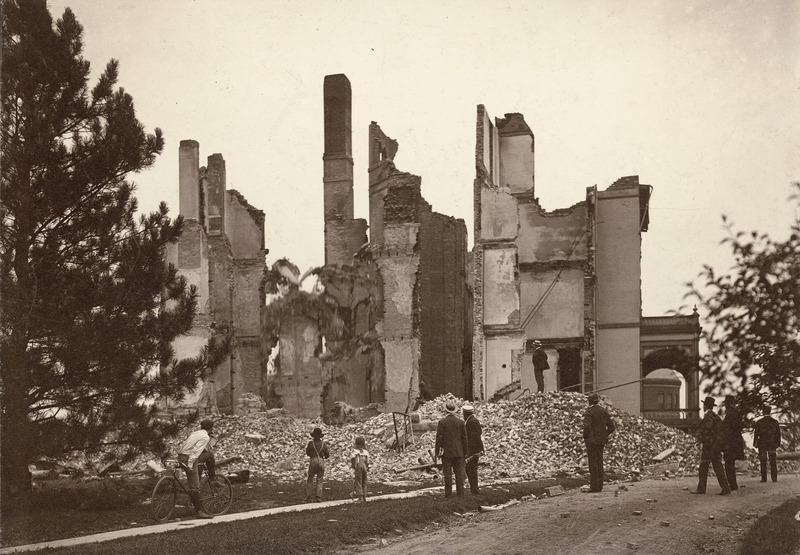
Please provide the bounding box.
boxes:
[325,220,368,267]
[418,206,469,398]
[318,261,384,415]
[276,315,325,418]
[376,177,422,413]
[472,106,528,400]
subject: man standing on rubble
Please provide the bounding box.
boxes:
[435,400,468,497]
[583,392,615,492]
[462,404,484,495]
[691,397,731,495]
[532,340,549,393]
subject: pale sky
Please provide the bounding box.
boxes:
[47,0,800,317]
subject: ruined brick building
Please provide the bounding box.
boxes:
[161,141,267,415]
[264,75,472,417]
[167,74,700,428]
[472,107,701,426]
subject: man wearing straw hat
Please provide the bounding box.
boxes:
[435,400,468,497]
[462,404,484,495]
[305,427,330,502]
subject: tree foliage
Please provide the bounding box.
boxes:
[686,182,800,414]
[0,0,226,500]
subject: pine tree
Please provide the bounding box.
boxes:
[686,182,800,414]
[0,0,227,507]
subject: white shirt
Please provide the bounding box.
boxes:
[179,429,210,465]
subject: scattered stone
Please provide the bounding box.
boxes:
[708,515,715,520]
[659,521,670,527]
[244,432,266,444]
[633,510,642,516]
[561,513,570,518]
[62,392,781,482]
[545,485,564,497]
[627,542,638,550]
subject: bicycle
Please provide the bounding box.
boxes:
[150,458,233,522]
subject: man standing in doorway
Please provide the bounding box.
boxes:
[582,392,615,492]
[435,400,467,497]
[532,340,549,393]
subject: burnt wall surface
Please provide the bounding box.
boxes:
[418,206,470,397]
[325,219,368,267]
[276,315,325,419]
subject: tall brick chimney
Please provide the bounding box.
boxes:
[179,140,200,220]
[323,74,355,265]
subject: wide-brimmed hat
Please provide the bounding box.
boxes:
[462,404,474,414]
[723,394,736,406]
[445,400,458,414]
[533,340,542,346]
[310,427,324,439]
[702,397,716,407]
[200,419,214,430]
[587,392,599,404]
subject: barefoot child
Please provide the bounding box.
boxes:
[350,436,370,502]
[305,427,330,502]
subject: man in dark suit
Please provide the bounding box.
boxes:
[753,405,781,483]
[582,392,615,492]
[462,404,484,495]
[691,397,731,495]
[435,400,467,497]
[532,340,549,393]
[719,394,745,490]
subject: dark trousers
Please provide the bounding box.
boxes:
[697,453,731,493]
[465,455,480,494]
[723,454,738,490]
[182,450,215,493]
[534,369,544,393]
[758,449,778,482]
[441,456,465,497]
[586,443,605,491]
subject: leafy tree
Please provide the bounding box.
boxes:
[0,0,227,506]
[686,182,800,415]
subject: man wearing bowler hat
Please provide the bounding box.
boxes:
[532,340,549,393]
[691,397,731,495]
[435,400,468,497]
[582,392,616,492]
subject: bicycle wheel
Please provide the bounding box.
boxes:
[199,475,233,516]
[151,476,177,522]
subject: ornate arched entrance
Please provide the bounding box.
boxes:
[640,311,702,430]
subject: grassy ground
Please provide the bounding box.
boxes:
[739,494,800,555]
[5,475,798,554]
[0,475,422,547]
[0,475,581,549]
[11,479,584,554]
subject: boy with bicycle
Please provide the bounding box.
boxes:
[178,418,217,519]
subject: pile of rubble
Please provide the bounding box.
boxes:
[47,392,790,485]
[151,392,735,484]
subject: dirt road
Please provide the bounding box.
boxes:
[359,474,799,554]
